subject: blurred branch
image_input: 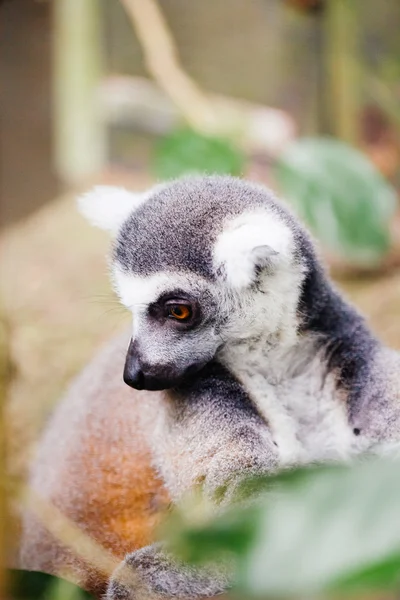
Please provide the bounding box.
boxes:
[119,0,219,134]
[18,487,150,595]
[116,0,295,154]
[324,0,359,145]
[19,487,119,581]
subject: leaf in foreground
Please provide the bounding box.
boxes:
[165,459,400,597]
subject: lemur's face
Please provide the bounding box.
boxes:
[79,176,308,391]
[114,270,225,390]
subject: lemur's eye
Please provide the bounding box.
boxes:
[166,303,192,321]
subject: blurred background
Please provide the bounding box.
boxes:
[1,0,400,597]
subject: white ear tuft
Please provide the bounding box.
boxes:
[214,211,293,289]
[77,186,147,234]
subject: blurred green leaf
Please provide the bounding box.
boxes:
[8,570,93,600]
[166,458,400,597]
[152,128,245,179]
[330,552,400,594]
[275,137,397,266]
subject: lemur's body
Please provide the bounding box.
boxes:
[20,177,400,599]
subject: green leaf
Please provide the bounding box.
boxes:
[274,137,397,266]
[166,458,400,597]
[152,128,245,179]
[8,570,93,600]
[330,552,400,593]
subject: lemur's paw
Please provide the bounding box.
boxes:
[106,543,230,600]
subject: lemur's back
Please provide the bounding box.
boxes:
[19,331,170,596]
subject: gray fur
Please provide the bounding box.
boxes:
[113,176,301,279]
[107,543,232,600]
[20,176,400,599]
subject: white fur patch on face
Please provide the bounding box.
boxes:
[113,269,174,339]
[213,210,293,289]
[112,267,210,330]
[112,267,173,311]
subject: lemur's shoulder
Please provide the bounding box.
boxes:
[350,346,400,449]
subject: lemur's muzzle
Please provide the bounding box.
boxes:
[123,339,203,391]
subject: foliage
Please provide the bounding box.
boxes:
[165,457,400,598]
[274,137,397,266]
[8,570,92,600]
[152,128,245,180]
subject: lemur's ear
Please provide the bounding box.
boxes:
[214,211,293,289]
[77,186,148,234]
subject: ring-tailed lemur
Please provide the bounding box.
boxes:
[20,176,400,599]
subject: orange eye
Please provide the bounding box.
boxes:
[168,304,192,321]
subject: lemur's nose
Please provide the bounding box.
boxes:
[123,356,145,390]
[123,339,146,390]
[123,338,193,391]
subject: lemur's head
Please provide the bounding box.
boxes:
[79,176,315,391]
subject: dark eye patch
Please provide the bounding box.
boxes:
[147,290,201,329]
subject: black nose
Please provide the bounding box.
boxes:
[123,358,145,389]
[123,341,146,390]
[123,339,203,391]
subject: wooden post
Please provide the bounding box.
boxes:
[53,0,106,185]
[324,0,360,145]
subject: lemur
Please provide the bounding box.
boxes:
[20,176,400,599]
